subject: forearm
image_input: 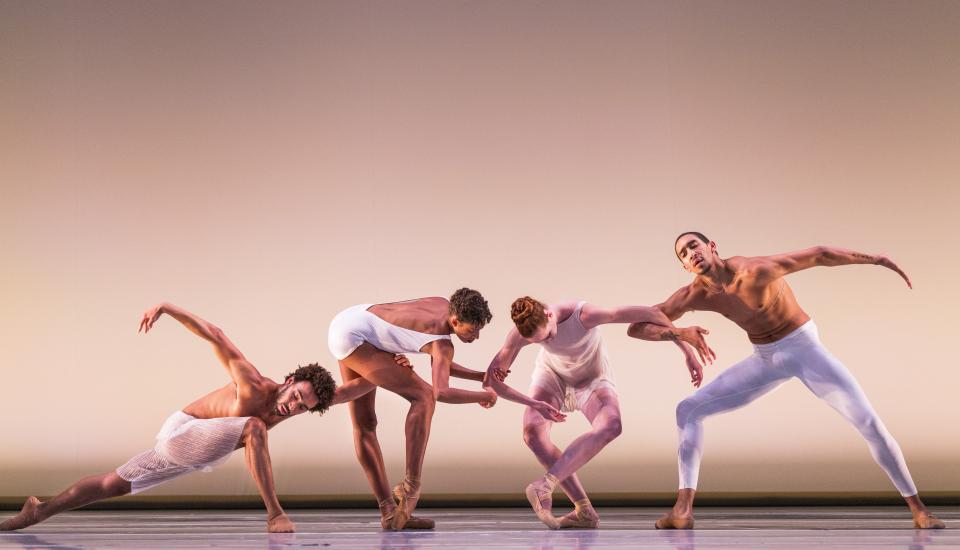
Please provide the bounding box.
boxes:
[449,362,484,382]
[627,321,681,342]
[817,246,879,267]
[435,387,491,404]
[160,303,220,342]
[484,375,544,408]
[332,377,376,405]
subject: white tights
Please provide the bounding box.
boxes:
[676,321,917,497]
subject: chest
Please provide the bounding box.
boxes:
[696,279,779,320]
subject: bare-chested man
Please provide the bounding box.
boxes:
[484,297,712,530]
[628,232,945,530]
[1,302,373,533]
[327,288,511,530]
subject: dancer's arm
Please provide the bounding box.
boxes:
[751,246,912,288]
[428,340,497,406]
[581,303,714,364]
[624,289,708,387]
[139,302,259,384]
[450,361,485,382]
[331,377,376,405]
[482,331,567,422]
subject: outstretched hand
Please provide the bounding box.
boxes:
[534,400,566,423]
[876,255,912,289]
[677,326,715,365]
[138,304,164,333]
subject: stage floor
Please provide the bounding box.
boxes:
[0,506,956,549]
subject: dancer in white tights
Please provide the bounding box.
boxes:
[627,232,945,530]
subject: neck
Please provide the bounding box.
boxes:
[697,259,732,291]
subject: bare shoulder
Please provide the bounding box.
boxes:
[425,336,455,357]
[552,301,579,323]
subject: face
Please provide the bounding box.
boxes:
[450,317,482,343]
[675,234,718,275]
[527,310,557,344]
[273,380,320,418]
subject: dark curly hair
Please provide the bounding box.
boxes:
[448,287,492,328]
[286,363,336,414]
[674,231,711,260]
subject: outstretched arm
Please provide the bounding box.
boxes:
[482,330,566,422]
[428,340,498,407]
[331,377,376,405]
[581,302,714,365]
[139,302,259,384]
[753,246,912,288]
[450,361,485,382]
[624,289,710,387]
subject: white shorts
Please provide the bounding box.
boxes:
[116,412,250,494]
[530,365,616,413]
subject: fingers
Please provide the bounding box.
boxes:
[696,327,710,335]
[138,317,146,333]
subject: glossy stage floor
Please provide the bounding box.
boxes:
[0,506,955,549]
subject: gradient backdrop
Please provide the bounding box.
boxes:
[2,1,958,498]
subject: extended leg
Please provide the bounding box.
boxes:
[797,341,944,529]
[0,472,130,531]
[659,352,790,529]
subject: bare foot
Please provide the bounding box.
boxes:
[0,497,43,531]
[525,479,560,529]
[266,512,296,533]
[913,510,946,529]
[558,506,600,529]
[655,511,694,530]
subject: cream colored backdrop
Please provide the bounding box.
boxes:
[2,1,958,497]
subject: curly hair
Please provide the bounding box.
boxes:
[286,363,336,414]
[510,296,548,338]
[448,287,492,328]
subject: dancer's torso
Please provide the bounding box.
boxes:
[686,256,811,344]
[537,301,610,388]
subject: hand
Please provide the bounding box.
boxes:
[876,255,912,289]
[482,367,509,388]
[479,389,498,409]
[676,326,715,365]
[138,304,164,333]
[685,352,704,388]
[393,354,413,369]
[534,400,566,422]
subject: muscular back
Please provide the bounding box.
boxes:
[368,297,451,337]
[182,371,280,426]
[665,256,811,344]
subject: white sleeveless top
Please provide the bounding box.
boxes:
[535,301,612,389]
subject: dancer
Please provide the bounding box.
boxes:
[328,288,512,530]
[483,297,713,529]
[1,302,371,533]
[628,232,944,529]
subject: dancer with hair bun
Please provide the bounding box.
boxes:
[483,297,713,529]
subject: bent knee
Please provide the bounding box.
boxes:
[522,423,549,449]
[675,398,700,427]
[599,417,623,441]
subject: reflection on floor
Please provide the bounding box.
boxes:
[0,506,956,549]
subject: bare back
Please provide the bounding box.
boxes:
[368,297,452,343]
[667,256,810,344]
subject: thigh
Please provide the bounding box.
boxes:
[681,353,790,418]
[340,342,432,401]
[581,386,621,427]
[340,359,378,427]
[794,343,876,424]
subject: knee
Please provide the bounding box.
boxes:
[522,423,546,450]
[858,415,888,442]
[244,417,268,445]
[598,417,623,442]
[675,398,699,428]
[353,415,378,435]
